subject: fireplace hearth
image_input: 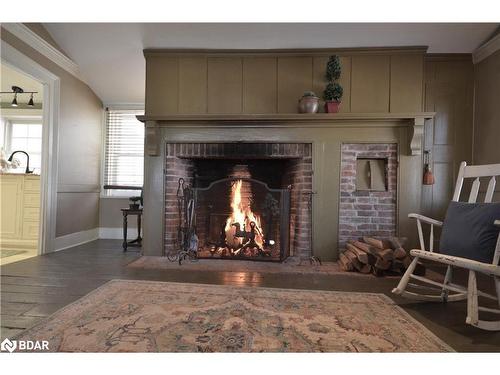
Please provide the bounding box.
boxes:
[164,143,313,262]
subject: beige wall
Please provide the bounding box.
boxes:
[1,24,103,238]
[421,55,474,219]
[99,198,137,229]
[473,49,500,201]
[145,48,425,116]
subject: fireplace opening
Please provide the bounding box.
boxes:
[164,143,313,262]
[190,161,293,262]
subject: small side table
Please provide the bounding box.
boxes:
[121,208,143,251]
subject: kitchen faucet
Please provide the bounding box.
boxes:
[8,150,33,174]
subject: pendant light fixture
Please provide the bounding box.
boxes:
[11,92,18,107]
[1,86,38,107]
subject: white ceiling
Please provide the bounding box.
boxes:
[43,23,499,105]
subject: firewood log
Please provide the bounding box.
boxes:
[394,247,407,259]
[363,236,392,250]
[378,248,394,262]
[389,237,408,259]
[359,264,372,274]
[346,243,370,264]
[338,252,353,271]
[343,249,364,272]
[389,236,408,249]
[351,240,380,257]
[374,257,391,270]
[354,240,391,262]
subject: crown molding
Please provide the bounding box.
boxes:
[1,23,87,83]
[143,46,428,58]
[473,32,500,64]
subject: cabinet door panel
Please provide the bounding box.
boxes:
[24,177,40,192]
[22,221,39,239]
[23,207,40,221]
[0,178,23,239]
[24,193,40,208]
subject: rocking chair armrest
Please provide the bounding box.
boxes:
[494,220,500,226]
[408,213,443,227]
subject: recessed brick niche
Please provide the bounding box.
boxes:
[164,143,313,260]
[338,143,398,248]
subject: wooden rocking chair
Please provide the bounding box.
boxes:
[392,161,500,331]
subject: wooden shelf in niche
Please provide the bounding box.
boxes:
[356,158,388,191]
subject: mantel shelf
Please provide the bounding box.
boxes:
[137,112,435,125]
[138,112,434,157]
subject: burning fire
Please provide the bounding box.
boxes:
[225,179,264,249]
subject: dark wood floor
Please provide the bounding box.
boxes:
[1,239,499,352]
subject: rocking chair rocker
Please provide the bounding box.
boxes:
[392,161,500,331]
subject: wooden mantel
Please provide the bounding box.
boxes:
[136,112,435,157]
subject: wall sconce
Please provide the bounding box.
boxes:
[0,86,38,107]
[423,150,435,185]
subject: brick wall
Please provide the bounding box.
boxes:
[338,143,398,248]
[163,143,313,259]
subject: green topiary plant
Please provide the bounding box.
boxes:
[325,55,342,82]
[323,82,343,102]
[323,55,343,112]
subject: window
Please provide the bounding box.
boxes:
[103,109,144,197]
[3,120,43,174]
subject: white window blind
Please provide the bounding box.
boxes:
[104,109,144,196]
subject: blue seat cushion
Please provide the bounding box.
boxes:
[439,202,500,263]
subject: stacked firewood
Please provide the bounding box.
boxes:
[338,236,425,277]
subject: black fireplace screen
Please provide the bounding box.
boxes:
[193,177,290,261]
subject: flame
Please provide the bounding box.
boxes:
[225,180,264,249]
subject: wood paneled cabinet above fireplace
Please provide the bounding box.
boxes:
[144,47,425,116]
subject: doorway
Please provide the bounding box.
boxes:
[0,41,60,263]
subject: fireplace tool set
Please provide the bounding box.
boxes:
[167,178,199,265]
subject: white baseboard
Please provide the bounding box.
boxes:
[53,228,99,252]
[99,227,138,240]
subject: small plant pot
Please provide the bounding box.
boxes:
[129,203,140,210]
[298,96,319,113]
[325,101,341,113]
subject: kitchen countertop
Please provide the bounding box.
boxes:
[0,172,40,176]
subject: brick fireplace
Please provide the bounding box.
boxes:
[338,143,398,248]
[138,113,432,261]
[164,142,313,261]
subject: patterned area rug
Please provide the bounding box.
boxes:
[15,280,453,352]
